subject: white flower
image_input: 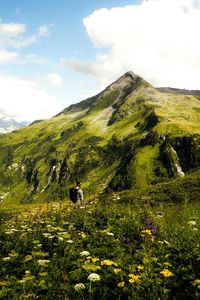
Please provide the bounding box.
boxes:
[193,228,198,231]
[48,235,54,239]
[88,273,100,282]
[66,240,73,243]
[80,251,90,257]
[188,221,196,226]
[74,283,85,292]
[3,257,11,261]
[107,232,114,236]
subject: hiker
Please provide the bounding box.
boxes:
[69,181,84,205]
[75,181,84,205]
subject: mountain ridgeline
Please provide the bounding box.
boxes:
[1,71,200,205]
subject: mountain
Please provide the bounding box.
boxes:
[0,113,28,134]
[0,71,200,205]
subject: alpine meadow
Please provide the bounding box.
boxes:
[0,71,200,299]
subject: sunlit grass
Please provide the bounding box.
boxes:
[0,199,199,299]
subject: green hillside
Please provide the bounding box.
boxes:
[0,71,200,205]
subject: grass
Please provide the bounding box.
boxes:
[0,198,200,299]
[132,144,160,188]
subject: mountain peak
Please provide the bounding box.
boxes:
[109,70,141,88]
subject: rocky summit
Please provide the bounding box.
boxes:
[0,71,200,204]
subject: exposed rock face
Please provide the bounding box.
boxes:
[172,137,200,172]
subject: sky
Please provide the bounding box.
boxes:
[0,0,200,122]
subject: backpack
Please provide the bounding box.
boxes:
[69,188,79,203]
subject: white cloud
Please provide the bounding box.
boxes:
[9,35,37,48]
[46,72,63,87]
[62,0,200,89]
[0,49,18,63]
[0,22,25,36]
[38,24,53,37]
[0,74,63,122]
[0,21,53,50]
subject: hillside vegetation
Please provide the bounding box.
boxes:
[0,71,200,205]
[0,199,200,299]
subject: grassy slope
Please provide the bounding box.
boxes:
[0,80,200,206]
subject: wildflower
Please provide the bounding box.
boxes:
[141,229,152,236]
[9,250,18,258]
[66,240,73,243]
[81,233,86,239]
[88,273,100,282]
[114,268,122,273]
[5,231,14,235]
[107,232,114,236]
[193,279,200,284]
[101,259,118,267]
[82,264,101,272]
[188,221,196,226]
[117,281,125,288]
[37,259,50,267]
[18,279,26,284]
[33,240,41,244]
[193,228,198,231]
[24,255,33,262]
[158,240,170,246]
[43,233,51,237]
[39,272,48,277]
[160,269,173,277]
[91,257,99,263]
[156,211,164,218]
[128,274,140,283]
[74,283,85,292]
[58,237,64,241]
[3,257,10,261]
[32,251,49,257]
[137,265,144,271]
[80,251,90,257]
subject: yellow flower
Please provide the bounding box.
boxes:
[114,268,122,273]
[137,265,144,271]
[9,250,19,258]
[160,269,173,277]
[193,279,200,289]
[141,229,152,235]
[128,274,140,283]
[194,279,200,284]
[91,257,99,263]
[32,251,49,257]
[82,264,101,272]
[37,259,50,267]
[81,233,87,239]
[24,255,33,262]
[117,281,125,288]
[101,259,118,266]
